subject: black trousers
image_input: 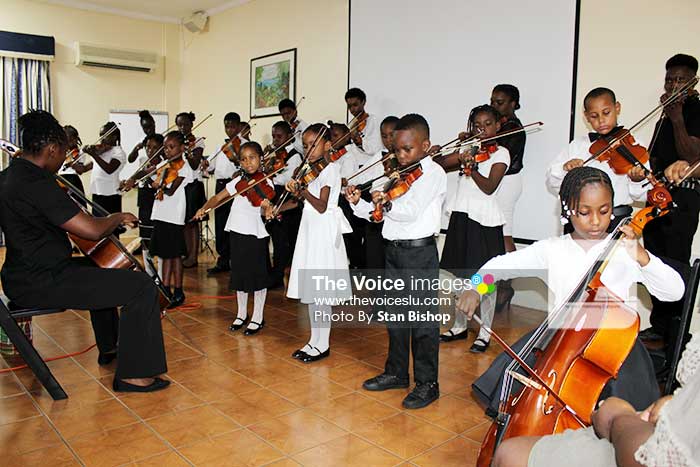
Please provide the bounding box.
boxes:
[92,194,122,216]
[340,195,367,269]
[644,187,700,337]
[214,178,232,268]
[364,222,385,270]
[267,185,302,281]
[10,258,166,380]
[383,240,440,384]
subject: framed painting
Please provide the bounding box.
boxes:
[250,48,296,118]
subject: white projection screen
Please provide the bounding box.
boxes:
[349,0,578,241]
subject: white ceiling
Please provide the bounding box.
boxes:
[37,0,250,24]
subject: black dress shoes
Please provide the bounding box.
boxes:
[97,351,117,366]
[244,320,265,336]
[292,348,308,359]
[362,373,410,391]
[169,292,185,308]
[402,382,439,409]
[112,377,171,393]
[301,347,329,363]
[229,318,245,332]
[439,329,469,343]
[469,338,490,353]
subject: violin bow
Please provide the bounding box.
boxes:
[261,130,300,163]
[269,126,328,219]
[346,151,396,184]
[207,122,257,165]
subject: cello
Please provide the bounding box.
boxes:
[474,186,674,466]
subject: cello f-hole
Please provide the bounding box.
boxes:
[542,369,557,415]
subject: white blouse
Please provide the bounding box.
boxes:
[448,145,510,227]
[272,144,302,187]
[224,175,272,239]
[150,163,194,225]
[89,146,126,196]
[546,135,650,207]
[479,233,685,313]
[360,113,383,156]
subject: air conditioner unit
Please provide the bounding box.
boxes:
[75,42,158,73]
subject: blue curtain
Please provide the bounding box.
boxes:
[1,57,52,146]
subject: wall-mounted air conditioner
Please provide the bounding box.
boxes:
[75,42,158,73]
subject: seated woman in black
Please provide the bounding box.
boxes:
[0,110,169,392]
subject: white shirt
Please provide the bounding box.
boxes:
[351,156,447,240]
[59,151,87,176]
[351,150,390,190]
[448,145,509,227]
[546,134,649,206]
[89,146,126,196]
[273,144,302,187]
[224,175,271,239]
[292,118,308,155]
[212,137,247,180]
[360,113,383,156]
[479,233,685,313]
[150,162,194,225]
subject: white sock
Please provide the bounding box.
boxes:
[236,291,248,321]
[306,304,331,355]
[142,249,156,277]
[476,292,496,343]
[447,311,468,335]
[247,289,267,330]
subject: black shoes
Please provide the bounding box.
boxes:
[97,351,117,366]
[300,347,329,363]
[229,318,245,332]
[207,264,230,276]
[362,373,410,391]
[470,338,490,353]
[402,382,439,409]
[169,292,185,308]
[112,377,170,393]
[439,329,469,343]
[244,320,265,336]
[292,347,309,359]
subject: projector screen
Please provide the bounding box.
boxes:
[349,0,578,241]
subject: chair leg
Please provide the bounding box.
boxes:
[0,311,67,400]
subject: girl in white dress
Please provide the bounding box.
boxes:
[274,123,351,363]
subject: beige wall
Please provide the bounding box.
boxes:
[178,0,349,151]
[0,0,181,213]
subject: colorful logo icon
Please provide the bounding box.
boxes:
[472,274,496,295]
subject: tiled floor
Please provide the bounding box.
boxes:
[0,252,543,467]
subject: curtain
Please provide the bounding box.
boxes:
[0,57,52,147]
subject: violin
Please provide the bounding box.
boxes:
[154,157,185,201]
[221,137,242,165]
[64,147,81,167]
[461,142,498,177]
[586,127,649,175]
[298,157,330,188]
[264,147,290,173]
[329,146,347,162]
[371,165,423,223]
[235,171,276,207]
[475,196,674,466]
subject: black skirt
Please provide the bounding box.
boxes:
[150,220,187,259]
[472,331,660,414]
[229,231,272,292]
[185,180,206,223]
[440,212,505,276]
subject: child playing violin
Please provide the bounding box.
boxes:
[176,111,206,268]
[456,167,684,417]
[439,104,510,353]
[149,131,193,307]
[278,98,308,154]
[59,125,89,197]
[195,142,273,335]
[126,110,156,164]
[267,123,351,363]
[83,121,126,215]
[206,112,247,276]
[265,120,302,287]
[345,114,447,409]
[349,115,400,269]
[329,121,371,269]
[546,87,650,234]
[345,87,383,155]
[490,332,700,467]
